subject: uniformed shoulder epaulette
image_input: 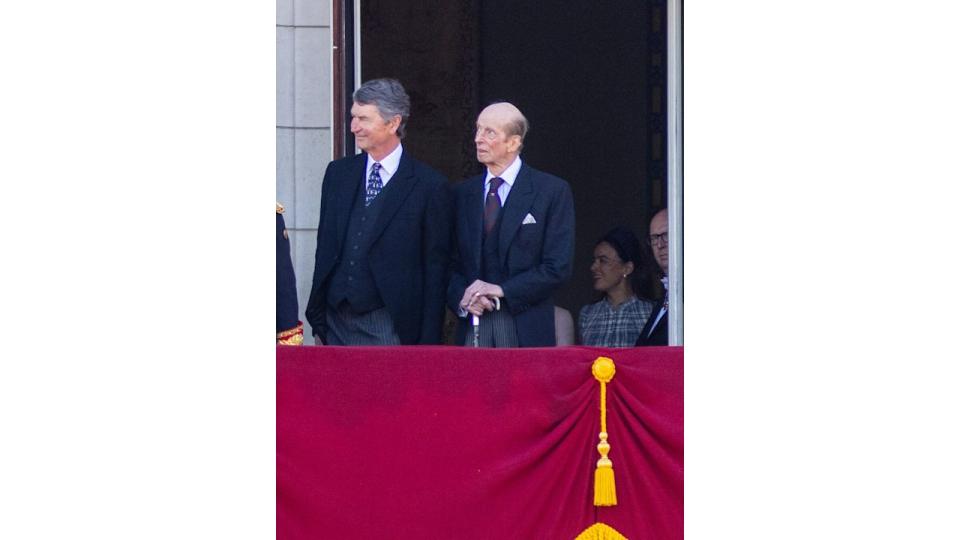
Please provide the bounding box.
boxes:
[277,202,285,214]
[277,321,304,346]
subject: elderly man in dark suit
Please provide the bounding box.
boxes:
[447,102,575,347]
[636,208,669,346]
[305,78,451,345]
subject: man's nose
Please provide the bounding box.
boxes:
[350,120,360,133]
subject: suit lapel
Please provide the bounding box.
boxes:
[464,175,485,272]
[336,153,366,248]
[369,152,422,245]
[498,164,534,263]
[641,297,666,342]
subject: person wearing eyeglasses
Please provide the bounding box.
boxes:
[636,208,669,346]
[578,226,657,347]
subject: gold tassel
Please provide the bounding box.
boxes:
[574,521,628,540]
[592,357,617,506]
[594,445,616,506]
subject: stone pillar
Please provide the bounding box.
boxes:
[277,0,332,338]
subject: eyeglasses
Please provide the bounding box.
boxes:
[647,233,668,247]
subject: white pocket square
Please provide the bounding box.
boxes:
[522,213,537,225]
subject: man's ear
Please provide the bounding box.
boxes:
[507,134,522,152]
[388,115,402,134]
[624,261,635,277]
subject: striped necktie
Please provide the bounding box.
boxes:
[483,177,504,235]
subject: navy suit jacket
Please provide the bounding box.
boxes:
[276,212,299,333]
[447,162,575,347]
[305,151,452,344]
[635,297,668,346]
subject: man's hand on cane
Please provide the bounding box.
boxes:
[460,280,504,317]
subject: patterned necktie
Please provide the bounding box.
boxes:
[365,162,383,206]
[661,277,669,310]
[483,177,504,235]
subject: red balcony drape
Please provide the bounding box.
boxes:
[278,345,683,539]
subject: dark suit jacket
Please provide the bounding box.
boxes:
[305,151,452,344]
[635,298,668,346]
[276,212,299,333]
[447,162,575,347]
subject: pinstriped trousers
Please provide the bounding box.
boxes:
[325,304,401,346]
[465,309,519,347]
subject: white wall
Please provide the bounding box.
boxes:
[277,0,332,335]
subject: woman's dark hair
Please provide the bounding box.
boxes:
[596,225,662,301]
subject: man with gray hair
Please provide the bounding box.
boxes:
[447,102,575,347]
[306,78,452,345]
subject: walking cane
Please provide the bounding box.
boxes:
[470,296,500,347]
[471,313,481,347]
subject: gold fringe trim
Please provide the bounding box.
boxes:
[575,522,628,540]
[277,322,304,345]
[277,322,303,338]
[277,333,303,346]
[592,356,617,506]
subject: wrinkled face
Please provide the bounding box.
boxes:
[350,102,399,157]
[648,211,669,274]
[590,242,633,294]
[474,106,521,172]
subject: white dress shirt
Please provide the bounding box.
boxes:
[366,143,403,188]
[483,156,522,206]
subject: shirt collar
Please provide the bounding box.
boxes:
[368,143,403,177]
[485,156,522,187]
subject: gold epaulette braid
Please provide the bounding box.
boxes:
[277,321,304,345]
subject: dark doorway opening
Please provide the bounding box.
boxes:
[353,0,668,335]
